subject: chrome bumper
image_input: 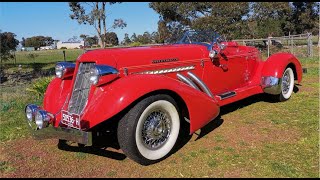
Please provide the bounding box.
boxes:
[261,76,282,95]
[25,104,92,146]
[29,125,92,146]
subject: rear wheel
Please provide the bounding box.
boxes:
[117,94,180,165]
[279,67,294,101]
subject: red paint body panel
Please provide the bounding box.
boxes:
[262,52,303,83]
[81,74,219,134]
[42,42,303,134]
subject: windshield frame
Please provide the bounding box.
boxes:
[176,30,221,50]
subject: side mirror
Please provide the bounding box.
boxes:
[209,49,219,58]
[208,43,226,59]
[219,43,226,51]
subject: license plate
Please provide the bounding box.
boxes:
[61,110,81,129]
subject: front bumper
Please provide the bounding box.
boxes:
[25,104,92,146]
[261,76,282,95]
[29,125,92,146]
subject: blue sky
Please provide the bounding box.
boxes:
[0,2,159,42]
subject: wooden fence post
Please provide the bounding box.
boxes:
[267,37,271,57]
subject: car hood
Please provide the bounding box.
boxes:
[78,44,209,69]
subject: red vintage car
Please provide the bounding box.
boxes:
[25,31,302,165]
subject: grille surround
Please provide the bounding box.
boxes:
[68,62,95,115]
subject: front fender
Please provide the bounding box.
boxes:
[81,74,220,134]
[262,52,302,83]
[43,77,72,115]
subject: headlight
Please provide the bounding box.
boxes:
[55,62,75,79]
[35,110,50,129]
[89,68,100,85]
[89,65,119,86]
[25,104,39,122]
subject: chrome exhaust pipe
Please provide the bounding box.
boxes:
[187,72,213,98]
[177,73,200,91]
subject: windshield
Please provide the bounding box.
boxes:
[176,30,221,49]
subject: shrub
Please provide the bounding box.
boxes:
[26,76,54,98]
[60,47,67,49]
[129,42,142,47]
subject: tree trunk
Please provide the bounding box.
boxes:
[102,2,107,48]
[95,2,104,48]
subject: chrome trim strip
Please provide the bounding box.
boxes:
[177,73,200,90]
[187,71,214,98]
[137,65,195,75]
[30,125,92,146]
[261,76,282,95]
[218,91,236,100]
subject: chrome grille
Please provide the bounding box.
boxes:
[68,62,95,115]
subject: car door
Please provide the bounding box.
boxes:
[202,43,248,95]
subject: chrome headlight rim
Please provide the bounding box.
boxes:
[25,104,40,122]
[89,65,119,85]
[35,110,50,130]
[55,62,75,79]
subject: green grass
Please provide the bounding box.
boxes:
[0,85,41,142]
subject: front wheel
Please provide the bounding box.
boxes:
[279,67,295,101]
[117,94,180,165]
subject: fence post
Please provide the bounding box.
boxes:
[291,34,293,54]
[307,33,313,57]
[14,51,16,65]
[63,50,66,61]
[267,36,271,57]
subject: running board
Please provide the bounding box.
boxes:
[217,91,236,100]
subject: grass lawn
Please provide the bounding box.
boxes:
[0,56,319,177]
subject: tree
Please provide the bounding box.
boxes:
[123,33,131,45]
[24,36,53,50]
[150,2,250,40]
[131,33,137,42]
[250,2,291,38]
[102,32,119,46]
[79,34,98,46]
[157,20,170,43]
[290,2,319,34]
[69,2,127,48]
[68,35,79,42]
[21,37,26,47]
[0,31,19,62]
[80,34,88,41]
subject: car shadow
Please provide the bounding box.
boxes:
[57,134,127,161]
[193,84,300,140]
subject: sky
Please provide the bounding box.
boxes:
[0,2,160,42]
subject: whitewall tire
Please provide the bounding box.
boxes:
[280,67,294,101]
[117,94,180,165]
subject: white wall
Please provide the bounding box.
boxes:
[57,41,84,49]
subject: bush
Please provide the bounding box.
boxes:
[26,76,54,98]
[60,47,67,49]
[129,42,142,47]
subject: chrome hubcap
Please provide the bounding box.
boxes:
[142,109,171,150]
[282,71,291,94]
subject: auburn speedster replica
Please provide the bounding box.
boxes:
[25,31,302,165]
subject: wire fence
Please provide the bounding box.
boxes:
[233,33,318,58]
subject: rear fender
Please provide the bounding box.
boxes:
[262,53,302,83]
[81,74,220,134]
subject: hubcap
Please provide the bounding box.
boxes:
[282,70,291,94]
[141,109,172,150]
